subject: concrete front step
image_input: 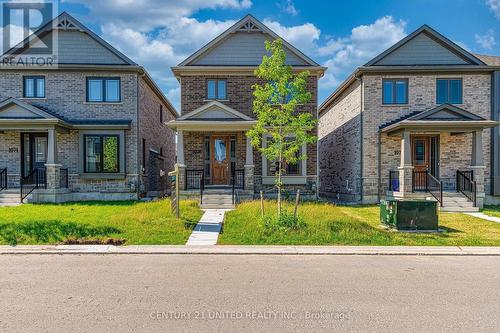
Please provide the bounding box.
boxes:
[201,204,235,209]
[441,206,480,213]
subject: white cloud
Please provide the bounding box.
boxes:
[487,0,500,18]
[0,24,28,52]
[63,0,251,31]
[262,19,320,52]
[318,16,407,89]
[475,29,496,50]
[278,0,299,16]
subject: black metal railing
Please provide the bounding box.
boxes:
[185,169,204,190]
[60,168,69,189]
[427,173,443,207]
[231,169,245,205]
[457,170,477,206]
[20,167,46,203]
[412,170,429,192]
[388,170,399,191]
[0,168,7,191]
[185,169,205,204]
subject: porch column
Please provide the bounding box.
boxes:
[244,135,255,192]
[398,130,413,195]
[470,130,486,207]
[47,128,57,165]
[45,128,61,191]
[176,130,185,165]
[176,130,186,191]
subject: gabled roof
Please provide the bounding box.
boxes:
[365,25,486,66]
[177,101,254,121]
[0,98,64,120]
[2,12,136,65]
[178,14,320,67]
[380,104,497,134]
[0,98,131,129]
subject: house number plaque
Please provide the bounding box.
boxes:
[8,147,18,153]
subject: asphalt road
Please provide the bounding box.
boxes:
[0,255,499,332]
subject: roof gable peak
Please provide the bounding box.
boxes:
[365,24,486,67]
[177,14,319,67]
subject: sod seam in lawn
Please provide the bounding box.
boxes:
[218,201,500,246]
[0,199,202,245]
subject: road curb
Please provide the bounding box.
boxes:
[1,245,500,256]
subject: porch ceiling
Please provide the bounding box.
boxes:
[167,119,256,131]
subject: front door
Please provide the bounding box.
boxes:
[21,133,48,178]
[412,136,430,188]
[211,136,229,185]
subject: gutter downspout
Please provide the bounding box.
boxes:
[357,75,364,203]
[316,79,320,200]
[377,130,382,203]
[137,73,144,196]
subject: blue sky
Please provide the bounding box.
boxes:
[55,0,500,110]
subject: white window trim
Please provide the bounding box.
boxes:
[261,134,307,185]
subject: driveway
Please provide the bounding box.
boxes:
[0,255,499,332]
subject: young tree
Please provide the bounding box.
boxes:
[248,39,317,216]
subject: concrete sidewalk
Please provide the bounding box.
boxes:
[1,245,500,256]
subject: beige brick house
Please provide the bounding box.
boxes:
[0,12,177,204]
[319,25,500,211]
[168,15,325,202]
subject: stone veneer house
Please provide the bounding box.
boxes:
[0,12,177,203]
[168,15,325,200]
[319,25,500,210]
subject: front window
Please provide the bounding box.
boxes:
[87,78,121,102]
[84,135,119,173]
[266,137,302,176]
[437,79,462,104]
[382,79,408,104]
[23,76,45,98]
[207,79,227,100]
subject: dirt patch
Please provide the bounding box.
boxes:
[62,238,126,246]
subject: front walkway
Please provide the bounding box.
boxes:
[466,212,500,224]
[185,209,229,246]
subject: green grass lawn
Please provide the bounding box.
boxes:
[219,201,500,246]
[481,206,500,219]
[0,199,202,245]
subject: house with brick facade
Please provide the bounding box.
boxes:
[0,12,177,204]
[168,15,325,204]
[318,25,500,211]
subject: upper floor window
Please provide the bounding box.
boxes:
[207,79,227,100]
[23,76,45,98]
[160,105,163,123]
[437,79,462,104]
[87,77,121,103]
[382,79,408,104]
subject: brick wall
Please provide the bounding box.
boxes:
[318,79,362,200]
[0,70,141,194]
[180,74,319,187]
[138,77,177,193]
[363,73,492,201]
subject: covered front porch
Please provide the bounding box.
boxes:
[0,98,132,204]
[168,101,257,198]
[381,104,498,209]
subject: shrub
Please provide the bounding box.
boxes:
[261,210,306,233]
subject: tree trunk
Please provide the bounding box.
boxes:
[277,152,282,217]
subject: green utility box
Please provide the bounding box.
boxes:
[380,199,438,231]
